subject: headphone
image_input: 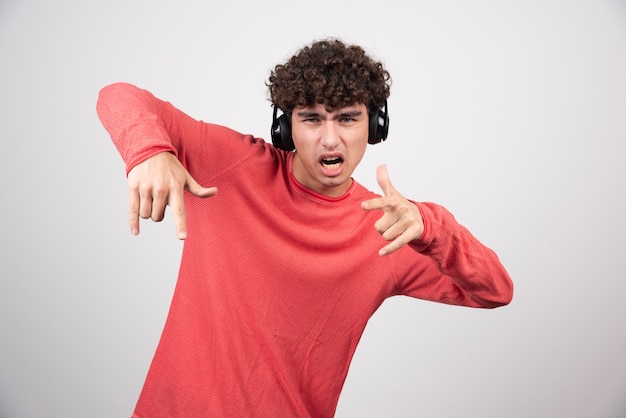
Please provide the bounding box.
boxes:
[271,101,389,152]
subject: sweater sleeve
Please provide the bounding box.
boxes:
[397,202,514,308]
[96,82,180,175]
[95,82,268,182]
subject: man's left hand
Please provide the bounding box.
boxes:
[361,164,424,256]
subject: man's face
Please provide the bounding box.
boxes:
[290,103,369,197]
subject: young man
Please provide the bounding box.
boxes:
[97,38,513,418]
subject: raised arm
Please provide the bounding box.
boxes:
[97,82,178,173]
[96,82,217,239]
[362,164,513,308]
[407,201,513,308]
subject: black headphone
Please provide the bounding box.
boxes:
[271,101,389,151]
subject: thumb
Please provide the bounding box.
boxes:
[377,164,396,196]
[185,173,218,198]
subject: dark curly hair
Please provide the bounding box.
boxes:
[267,38,391,113]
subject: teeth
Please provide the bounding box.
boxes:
[322,157,342,169]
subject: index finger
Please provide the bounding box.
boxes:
[361,195,391,211]
[169,186,188,240]
[128,188,140,236]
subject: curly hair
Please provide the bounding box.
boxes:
[267,38,391,113]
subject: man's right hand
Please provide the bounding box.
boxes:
[127,152,218,239]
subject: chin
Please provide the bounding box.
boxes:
[319,176,352,193]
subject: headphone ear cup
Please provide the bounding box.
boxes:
[368,101,389,144]
[271,107,294,151]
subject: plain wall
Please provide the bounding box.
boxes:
[0,0,625,417]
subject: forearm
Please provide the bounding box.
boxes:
[410,202,514,308]
[96,82,178,174]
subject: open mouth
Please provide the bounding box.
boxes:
[320,157,343,170]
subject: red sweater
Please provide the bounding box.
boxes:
[97,83,513,418]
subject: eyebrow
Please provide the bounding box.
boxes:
[295,109,364,119]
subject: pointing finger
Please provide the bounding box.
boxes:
[128,188,140,236]
[168,184,188,240]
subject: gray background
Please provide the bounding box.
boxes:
[1,0,625,417]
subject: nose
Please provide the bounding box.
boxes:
[320,120,340,148]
